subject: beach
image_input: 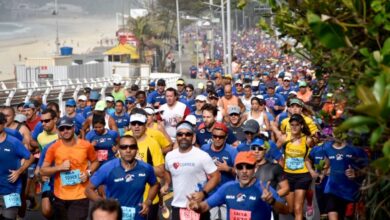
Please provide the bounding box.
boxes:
[0,15,117,81]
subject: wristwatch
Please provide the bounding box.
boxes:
[86,169,92,177]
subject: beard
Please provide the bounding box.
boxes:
[178,139,192,150]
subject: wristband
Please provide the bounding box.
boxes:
[202,190,208,198]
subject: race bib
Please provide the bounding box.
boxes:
[286,158,305,170]
[121,206,136,220]
[60,170,81,186]
[97,149,109,161]
[229,209,251,220]
[42,181,51,192]
[3,193,21,208]
[118,128,125,137]
[179,208,200,220]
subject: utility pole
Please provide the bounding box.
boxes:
[54,0,59,55]
[209,0,214,60]
[227,0,232,74]
[176,0,183,76]
[221,0,227,73]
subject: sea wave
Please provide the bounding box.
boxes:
[0,22,31,38]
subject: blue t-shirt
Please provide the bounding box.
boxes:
[323,141,368,201]
[110,112,130,137]
[215,86,224,97]
[201,143,237,194]
[191,112,203,128]
[146,91,166,106]
[90,159,157,220]
[85,129,119,164]
[83,106,93,119]
[76,107,85,114]
[4,128,23,141]
[196,124,237,146]
[31,122,44,141]
[277,111,289,126]
[180,98,196,113]
[309,145,328,191]
[276,86,293,100]
[0,135,31,195]
[206,180,281,220]
[66,114,85,135]
[264,93,285,116]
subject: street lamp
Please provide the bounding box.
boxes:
[175,0,183,76]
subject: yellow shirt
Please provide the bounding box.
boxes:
[280,114,319,139]
[37,131,58,150]
[284,136,310,174]
[123,133,164,204]
[126,128,171,150]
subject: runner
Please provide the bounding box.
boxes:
[85,135,159,220]
[110,100,130,137]
[191,95,207,127]
[90,199,122,220]
[147,79,166,109]
[111,80,127,103]
[76,95,88,114]
[2,106,32,150]
[161,121,221,220]
[226,106,246,142]
[64,99,85,135]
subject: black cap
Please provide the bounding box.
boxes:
[157,79,166,86]
[57,116,74,128]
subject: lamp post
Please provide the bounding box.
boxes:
[54,0,59,55]
[175,0,183,76]
[227,0,232,74]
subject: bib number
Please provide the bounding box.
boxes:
[3,193,21,208]
[60,170,81,186]
[229,209,251,220]
[121,206,136,220]
[97,149,109,161]
[179,208,200,220]
[286,158,304,170]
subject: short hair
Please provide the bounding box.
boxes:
[92,114,106,126]
[201,103,217,117]
[135,90,146,98]
[47,102,60,114]
[121,134,137,144]
[90,199,122,220]
[115,100,124,106]
[130,107,147,116]
[41,109,57,119]
[185,84,194,91]
[166,87,178,97]
[2,106,15,116]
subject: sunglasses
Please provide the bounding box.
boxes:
[212,134,226,140]
[130,121,145,126]
[176,132,193,137]
[229,113,240,117]
[114,83,121,86]
[236,164,256,170]
[236,84,242,86]
[119,144,138,150]
[58,126,73,132]
[284,80,290,82]
[186,90,193,92]
[251,145,265,151]
[40,119,52,123]
[244,131,255,135]
[209,96,219,100]
[177,84,184,86]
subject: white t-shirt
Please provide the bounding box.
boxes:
[165,147,217,208]
[159,102,189,141]
[241,95,253,112]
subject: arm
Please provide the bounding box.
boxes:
[108,117,118,132]
[9,154,35,183]
[153,164,166,179]
[20,126,32,150]
[263,113,271,131]
[85,183,103,202]
[202,171,221,197]
[40,160,69,176]
[277,179,289,197]
[80,117,91,139]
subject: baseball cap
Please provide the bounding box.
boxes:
[126,97,136,104]
[78,95,87,101]
[223,74,232,80]
[228,106,241,115]
[130,113,147,123]
[157,79,166,86]
[84,87,91,93]
[113,79,122,85]
[149,81,156,87]
[185,115,197,126]
[95,100,107,111]
[23,102,36,109]
[208,92,219,99]
[89,91,100,100]
[14,114,26,123]
[195,95,207,102]
[299,81,308,87]
[283,76,291,81]
[176,79,185,85]
[263,72,269,76]
[65,99,77,107]
[266,82,275,89]
[243,119,260,134]
[105,96,115,102]
[250,138,265,149]
[144,107,155,115]
[289,91,297,95]
[57,116,74,128]
[289,98,303,107]
[213,122,228,133]
[235,151,257,166]
[235,79,243,85]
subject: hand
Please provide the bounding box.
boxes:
[310,170,319,179]
[189,191,205,202]
[186,195,200,212]
[139,201,150,216]
[91,141,97,147]
[59,160,71,171]
[345,165,356,179]
[215,159,231,173]
[160,184,169,196]
[8,170,20,183]
[80,172,88,183]
[260,181,274,204]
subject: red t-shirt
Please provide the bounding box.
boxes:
[26,115,41,131]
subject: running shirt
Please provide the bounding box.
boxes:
[110,112,130,137]
[276,86,293,100]
[112,89,126,103]
[90,159,157,220]
[68,113,85,135]
[37,131,58,150]
[255,161,286,190]
[284,136,310,174]
[280,114,319,137]
[191,112,203,127]
[201,143,238,193]
[159,102,190,141]
[323,141,368,202]
[196,123,237,146]
[179,98,196,113]
[263,93,285,116]
[31,122,44,141]
[240,96,253,112]
[26,116,41,131]
[206,180,280,220]
[85,129,119,164]
[44,139,97,200]
[147,91,166,106]
[4,127,23,141]
[0,135,31,195]
[165,147,217,208]
[309,145,328,191]
[227,124,246,142]
[125,128,170,151]
[83,106,93,118]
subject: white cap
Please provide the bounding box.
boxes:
[113,78,122,84]
[14,114,27,123]
[235,79,243,84]
[289,91,297,95]
[78,95,87,101]
[185,115,197,126]
[283,76,291,81]
[130,113,147,123]
[256,95,264,100]
[195,95,207,102]
[105,96,114,102]
[144,107,155,115]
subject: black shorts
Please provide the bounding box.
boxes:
[42,191,54,201]
[286,172,312,191]
[325,193,349,218]
[53,197,89,220]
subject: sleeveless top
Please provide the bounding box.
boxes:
[284,136,310,174]
[219,96,240,116]
[111,89,126,102]
[247,111,266,132]
[241,96,252,112]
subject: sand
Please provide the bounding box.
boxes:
[0,15,117,82]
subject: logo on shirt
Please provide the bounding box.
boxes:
[114,177,124,182]
[226,195,235,200]
[4,148,10,152]
[249,196,256,201]
[125,174,134,182]
[172,162,195,169]
[236,193,246,202]
[199,129,205,134]
[173,162,180,169]
[336,154,344,161]
[138,173,146,177]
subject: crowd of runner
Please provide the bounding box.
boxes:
[0,29,369,220]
